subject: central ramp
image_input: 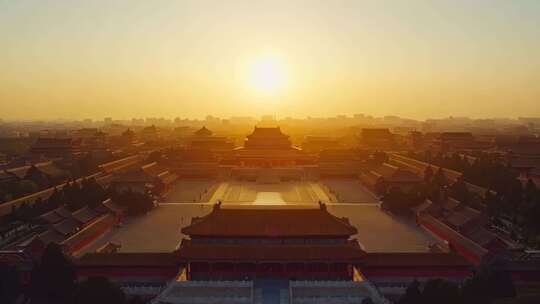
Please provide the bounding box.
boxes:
[208,181,329,204]
[254,279,289,304]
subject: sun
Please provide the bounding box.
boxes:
[247,54,287,94]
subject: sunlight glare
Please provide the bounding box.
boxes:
[247,54,287,95]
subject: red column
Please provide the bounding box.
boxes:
[326,263,330,278]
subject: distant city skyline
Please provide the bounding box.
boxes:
[3,114,540,124]
[1,0,540,120]
[2,114,540,124]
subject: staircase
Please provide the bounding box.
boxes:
[254,279,290,304]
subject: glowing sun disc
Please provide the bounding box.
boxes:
[247,55,286,94]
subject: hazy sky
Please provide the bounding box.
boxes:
[1,0,539,120]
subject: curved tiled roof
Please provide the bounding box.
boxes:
[141,162,168,177]
[100,198,126,214]
[76,252,177,267]
[32,137,74,148]
[182,205,357,237]
[363,252,471,267]
[54,206,73,218]
[247,127,288,138]
[71,206,98,224]
[371,163,422,183]
[38,229,66,244]
[53,218,78,236]
[40,210,64,224]
[194,126,213,137]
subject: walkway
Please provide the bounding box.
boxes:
[255,279,289,304]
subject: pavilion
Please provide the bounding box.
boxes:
[187,126,235,152]
[233,127,312,168]
[177,202,365,280]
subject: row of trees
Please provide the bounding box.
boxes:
[398,263,516,304]
[380,161,540,246]
[378,166,449,215]
[0,179,40,203]
[379,186,424,215]
[0,261,21,304]
[0,165,71,204]
[486,180,540,246]
[1,154,111,204]
[409,151,522,198]
[7,178,109,224]
[8,178,156,225]
[0,165,54,203]
[111,188,155,216]
[1,243,144,304]
[11,245,518,304]
[408,150,540,246]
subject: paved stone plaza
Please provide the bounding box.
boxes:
[163,178,380,204]
[162,179,218,203]
[322,179,379,203]
[80,181,437,254]
[207,181,330,204]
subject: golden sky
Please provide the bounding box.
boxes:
[1,0,539,120]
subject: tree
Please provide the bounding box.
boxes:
[424,166,434,183]
[29,243,76,304]
[485,191,503,218]
[126,296,146,304]
[361,297,374,304]
[432,168,447,187]
[524,197,540,241]
[24,165,50,188]
[372,151,388,165]
[79,178,108,209]
[48,187,66,207]
[152,179,166,196]
[17,179,39,196]
[374,178,388,196]
[524,179,538,204]
[63,181,83,210]
[480,261,516,300]
[421,278,460,304]
[0,262,21,304]
[391,252,517,304]
[77,154,99,177]
[461,271,491,304]
[511,179,524,213]
[114,189,155,216]
[423,150,433,162]
[381,187,406,214]
[398,279,421,304]
[449,178,470,205]
[146,151,163,163]
[73,276,126,304]
[405,185,425,209]
[462,262,516,304]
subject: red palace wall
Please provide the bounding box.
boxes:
[62,214,119,256]
[510,271,540,283]
[361,267,471,279]
[187,262,353,280]
[417,215,486,265]
[77,267,178,279]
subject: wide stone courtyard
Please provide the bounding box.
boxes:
[162,178,380,204]
[78,179,440,255]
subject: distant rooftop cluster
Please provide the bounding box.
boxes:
[1,116,540,303]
